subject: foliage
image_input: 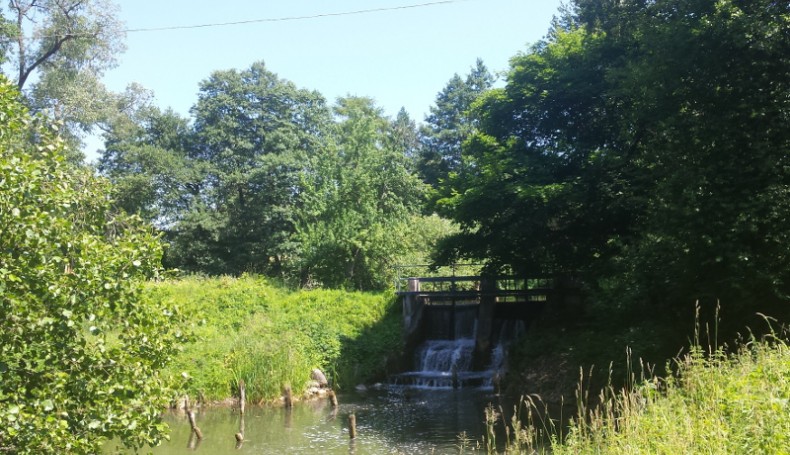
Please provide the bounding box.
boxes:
[0,78,183,454]
[101,61,335,276]
[101,68,448,290]
[149,275,402,403]
[2,0,130,149]
[436,0,790,314]
[99,105,199,225]
[418,58,495,188]
[294,96,429,290]
[182,61,334,275]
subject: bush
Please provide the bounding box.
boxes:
[0,77,182,453]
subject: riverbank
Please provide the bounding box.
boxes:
[148,276,402,404]
[490,327,790,454]
[481,292,790,454]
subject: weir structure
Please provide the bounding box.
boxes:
[395,270,555,385]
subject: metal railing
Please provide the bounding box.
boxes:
[396,274,553,304]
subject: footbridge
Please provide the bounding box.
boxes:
[396,273,554,368]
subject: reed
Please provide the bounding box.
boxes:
[498,317,790,454]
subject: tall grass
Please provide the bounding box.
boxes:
[147,275,401,404]
[487,321,790,454]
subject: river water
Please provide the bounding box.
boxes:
[105,313,523,454]
[104,388,508,454]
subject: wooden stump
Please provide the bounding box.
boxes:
[348,413,357,440]
[283,385,293,409]
[187,410,203,441]
[239,380,246,415]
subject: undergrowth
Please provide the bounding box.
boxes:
[484,317,790,454]
[146,275,401,404]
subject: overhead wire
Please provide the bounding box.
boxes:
[124,0,469,33]
[2,0,471,42]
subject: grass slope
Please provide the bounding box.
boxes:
[147,275,402,403]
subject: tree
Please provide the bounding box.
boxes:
[1,0,126,151]
[0,78,182,453]
[166,61,333,275]
[389,107,420,167]
[99,105,201,226]
[436,0,790,315]
[294,96,428,289]
[418,58,495,187]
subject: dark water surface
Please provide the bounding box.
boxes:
[105,388,508,454]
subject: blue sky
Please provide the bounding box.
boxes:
[86,0,563,160]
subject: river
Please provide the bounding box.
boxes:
[104,388,509,454]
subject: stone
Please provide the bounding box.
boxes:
[311,368,328,388]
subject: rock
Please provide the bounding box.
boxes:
[355,384,368,392]
[311,368,328,388]
[306,386,322,397]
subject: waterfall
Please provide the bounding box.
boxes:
[392,309,523,390]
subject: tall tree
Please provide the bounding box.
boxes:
[436,0,790,314]
[2,0,126,151]
[418,58,495,187]
[174,61,334,275]
[389,107,420,167]
[294,96,427,289]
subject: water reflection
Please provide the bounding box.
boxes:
[104,389,506,454]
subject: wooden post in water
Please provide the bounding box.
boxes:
[328,389,338,408]
[348,413,357,440]
[283,385,293,409]
[235,414,245,450]
[235,381,246,449]
[238,380,246,415]
[182,394,203,443]
[187,409,203,441]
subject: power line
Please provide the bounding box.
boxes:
[124,0,469,34]
[0,0,469,43]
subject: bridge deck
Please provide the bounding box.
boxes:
[396,275,552,304]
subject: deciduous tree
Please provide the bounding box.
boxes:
[2,0,126,152]
[0,77,182,454]
[436,0,790,315]
[166,61,334,275]
[295,97,428,289]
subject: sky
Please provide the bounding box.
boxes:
[84,0,563,160]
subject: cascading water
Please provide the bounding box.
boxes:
[392,305,524,390]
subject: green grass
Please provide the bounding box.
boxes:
[147,275,402,404]
[488,325,790,454]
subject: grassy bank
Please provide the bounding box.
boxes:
[490,328,790,454]
[146,275,402,404]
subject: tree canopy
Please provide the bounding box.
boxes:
[101,62,445,290]
[0,0,138,154]
[294,96,428,289]
[435,0,790,314]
